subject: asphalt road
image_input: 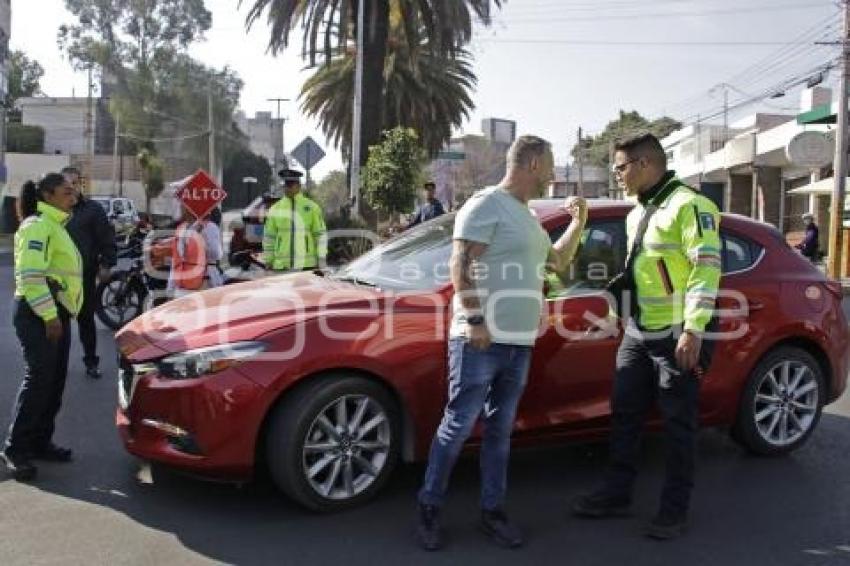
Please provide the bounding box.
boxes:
[1,256,849,566]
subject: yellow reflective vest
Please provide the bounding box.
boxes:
[262,193,327,271]
[14,201,84,321]
[627,174,721,333]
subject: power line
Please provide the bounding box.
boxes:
[505,3,835,23]
[476,39,822,46]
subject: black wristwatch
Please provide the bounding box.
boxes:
[467,314,485,326]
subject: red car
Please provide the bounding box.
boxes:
[115,200,849,512]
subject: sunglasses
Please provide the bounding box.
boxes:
[612,158,639,173]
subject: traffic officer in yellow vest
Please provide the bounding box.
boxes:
[263,168,327,272]
[3,174,83,481]
[572,133,721,540]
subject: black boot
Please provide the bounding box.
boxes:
[644,511,688,540]
[85,365,102,379]
[571,491,632,518]
[480,508,524,549]
[416,504,443,551]
[32,443,73,463]
[1,451,38,481]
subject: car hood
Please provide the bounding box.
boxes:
[116,272,387,359]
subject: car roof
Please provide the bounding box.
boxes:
[529,198,783,245]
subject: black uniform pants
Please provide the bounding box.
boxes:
[5,299,71,457]
[77,268,99,368]
[602,322,713,519]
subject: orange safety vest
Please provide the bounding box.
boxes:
[171,221,208,290]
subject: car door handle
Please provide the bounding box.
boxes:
[748,300,765,312]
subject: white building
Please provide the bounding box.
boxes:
[661,86,837,251]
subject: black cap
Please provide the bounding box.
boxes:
[278,168,304,182]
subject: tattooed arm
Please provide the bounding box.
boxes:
[450,239,491,349]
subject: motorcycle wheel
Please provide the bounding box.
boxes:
[96,273,146,330]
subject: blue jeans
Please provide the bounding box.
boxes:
[418,339,532,510]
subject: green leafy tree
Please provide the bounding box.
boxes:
[4,51,45,121]
[362,126,425,218]
[572,111,682,168]
[222,147,273,210]
[6,124,45,153]
[300,22,476,158]
[137,148,165,213]
[243,0,502,172]
[311,170,349,215]
[58,1,242,169]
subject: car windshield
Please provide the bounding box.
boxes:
[333,213,455,291]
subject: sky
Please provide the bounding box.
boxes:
[10,0,843,180]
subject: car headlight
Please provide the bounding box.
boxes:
[157,341,267,380]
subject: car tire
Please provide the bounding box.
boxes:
[265,375,400,512]
[732,346,825,456]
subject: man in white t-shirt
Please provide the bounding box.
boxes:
[416,135,588,551]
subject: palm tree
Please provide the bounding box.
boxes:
[300,28,476,157]
[242,0,502,167]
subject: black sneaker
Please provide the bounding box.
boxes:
[86,366,102,380]
[480,508,524,549]
[1,451,38,481]
[571,492,632,519]
[416,504,443,551]
[644,513,688,540]
[32,443,73,463]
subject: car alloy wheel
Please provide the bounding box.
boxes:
[301,394,392,501]
[753,360,819,447]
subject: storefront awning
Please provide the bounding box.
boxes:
[797,103,836,125]
[787,177,850,196]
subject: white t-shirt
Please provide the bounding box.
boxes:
[449,186,552,346]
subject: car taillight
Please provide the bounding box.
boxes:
[824,280,843,300]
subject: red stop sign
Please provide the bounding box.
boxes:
[179,169,227,219]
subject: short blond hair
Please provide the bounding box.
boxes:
[508,135,551,168]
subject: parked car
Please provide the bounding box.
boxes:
[115,199,849,512]
[91,196,140,237]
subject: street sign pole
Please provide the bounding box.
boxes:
[349,0,365,220]
[829,0,850,279]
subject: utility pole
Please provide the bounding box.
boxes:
[84,65,95,195]
[267,97,289,173]
[576,126,584,197]
[608,139,616,199]
[208,89,216,179]
[349,0,365,219]
[111,114,120,195]
[829,0,850,279]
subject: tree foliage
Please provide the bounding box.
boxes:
[301,22,476,158]
[243,0,502,175]
[6,124,45,154]
[137,147,165,211]
[5,51,45,120]
[362,127,425,216]
[572,111,682,168]
[59,1,247,179]
[222,146,273,210]
[59,0,212,77]
[310,170,349,215]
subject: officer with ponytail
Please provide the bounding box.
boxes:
[2,174,83,481]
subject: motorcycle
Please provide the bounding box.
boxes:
[96,238,269,330]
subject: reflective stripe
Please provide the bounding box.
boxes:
[695,258,722,268]
[645,242,680,251]
[639,295,681,305]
